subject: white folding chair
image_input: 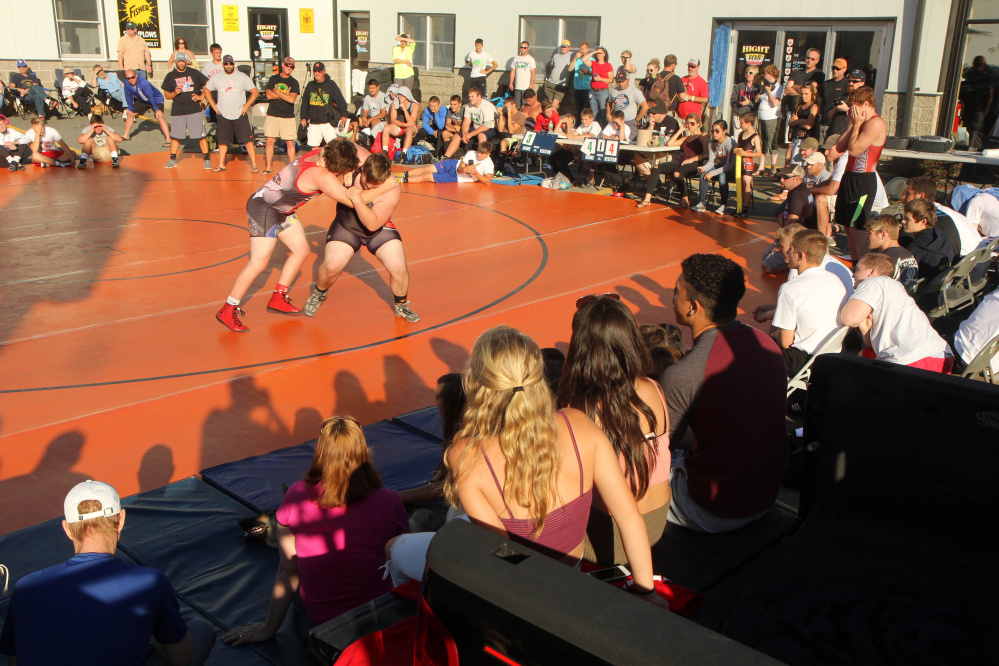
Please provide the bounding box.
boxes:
[787,326,851,398]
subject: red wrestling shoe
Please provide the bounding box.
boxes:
[266,289,304,315]
[216,303,249,332]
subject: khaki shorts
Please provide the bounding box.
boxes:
[92,144,112,162]
[264,115,297,140]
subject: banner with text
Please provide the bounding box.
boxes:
[118,0,161,49]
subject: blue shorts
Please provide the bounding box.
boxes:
[433,160,459,183]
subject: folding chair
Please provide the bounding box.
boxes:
[959,331,999,383]
[3,86,32,119]
[786,327,850,398]
[919,248,992,318]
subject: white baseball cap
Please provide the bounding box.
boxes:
[64,480,121,523]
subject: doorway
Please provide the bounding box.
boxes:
[724,22,894,120]
[248,8,289,91]
[342,12,370,71]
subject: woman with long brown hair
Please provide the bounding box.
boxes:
[446,326,662,600]
[557,295,671,565]
[224,416,408,646]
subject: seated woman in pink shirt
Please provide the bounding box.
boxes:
[557,295,671,566]
[224,416,409,646]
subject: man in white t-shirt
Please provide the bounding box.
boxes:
[442,85,496,158]
[404,141,494,184]
[953,186,999,237]
[953,286,999,375]
[509,42,537,108]
[963,191,999,237]
[23,117,73,166]
[841,252,954,373]
[358,78,390,139]
[466,39,498,97]
[771,229,851,376]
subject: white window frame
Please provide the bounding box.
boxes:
[170,0,212,55]
[519,16,601,58]
[398,13,456,71]
[52,0,106,58]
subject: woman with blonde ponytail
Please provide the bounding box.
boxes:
[446,326,662,599]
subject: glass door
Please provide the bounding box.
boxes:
[834,27,885,96]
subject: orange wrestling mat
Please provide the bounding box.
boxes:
[0,152,785,534]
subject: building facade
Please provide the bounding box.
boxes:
[3,0,995,136]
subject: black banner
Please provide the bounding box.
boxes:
[118,0,161,49]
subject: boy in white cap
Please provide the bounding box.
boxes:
[0,481,215,665]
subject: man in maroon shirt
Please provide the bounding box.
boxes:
[678,58,709,121]
[659,254,789,532]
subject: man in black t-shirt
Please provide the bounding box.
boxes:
[263,57,301,173]
[779,165,818,229]
[161,52,210,169]
[820,58,850,142]
[8,59,53,117]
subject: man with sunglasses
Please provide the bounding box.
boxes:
[678,58,708,120]
[162,52,211,169]
[121,69,171,143]
[543,40,573,109]
[263,57,301,174]
[820,58,850,143]
[116,21,152,81]
[509,42,537,108]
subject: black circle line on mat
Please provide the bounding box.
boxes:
[0,218,248,285]
[0,192,548,393]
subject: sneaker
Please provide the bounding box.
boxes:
[266,290,303,315]
[55,160,71,167]
[203,158,212,170]
[216,303,249,332]
[164,158,178,169]
[393,300,420,323]
[111,156,120,168]
[302,287,328,317]
[7,162,16,172]
[692,202,707,212]
[77,156,87,169]
[714,205,726,214]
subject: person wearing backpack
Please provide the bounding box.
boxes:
[647,54,684,116]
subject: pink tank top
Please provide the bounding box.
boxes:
[482,411,593,560]
[618,379,672,487]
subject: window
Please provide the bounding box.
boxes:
[520,16,600,62]
[399,14,455,71]
[53,0,103,56]
[171,0,211,54]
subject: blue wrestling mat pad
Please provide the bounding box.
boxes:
[202,420,443,513]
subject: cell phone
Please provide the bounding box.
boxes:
[587,565,631,583]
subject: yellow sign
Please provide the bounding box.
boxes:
[222,5,239,32]
[299,8,314,33]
